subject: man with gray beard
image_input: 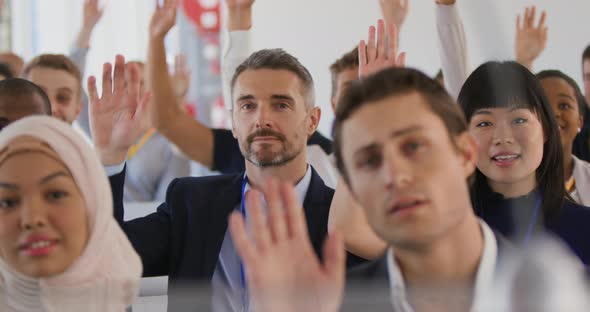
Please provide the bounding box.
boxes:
[90,3,336,310]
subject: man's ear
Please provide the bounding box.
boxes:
[455,132,478,179]
[307,106,321,138]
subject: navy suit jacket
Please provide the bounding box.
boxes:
[340,231,514,311]
[109,166,334,311]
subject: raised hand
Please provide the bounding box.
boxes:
[229,179,345,312]
[358,19,406,78]
[172,54,191,99]
[150,0,178,40]
[515,6,548,69]
[88,55,151,165]
[225,0,255,30]
[82,0,103,29]
[379,0,409,32]
[75,0,104,49]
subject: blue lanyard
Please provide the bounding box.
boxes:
[239,176,248,306]
[523,194,542,246]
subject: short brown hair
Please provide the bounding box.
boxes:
[231,49,315,109]
[22,54,82,99]
[329,46,359,97]
[333,67,467,184]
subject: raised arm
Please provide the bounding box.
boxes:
[221,0,255,108]
[515,6,548,71]
[435,0,469,100]
[70,0,103,75]
[89,54,172,276]
[379,0,409,45]
[147,0,216,168]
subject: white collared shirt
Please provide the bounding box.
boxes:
[242,165,312,205]
[386,220,498,312]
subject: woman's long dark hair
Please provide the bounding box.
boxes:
[458,61,565,224]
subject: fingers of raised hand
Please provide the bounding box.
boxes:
[376,19,386,60]
[101,62,113,104]
[367,25,377,62]
[87,76,99,108]
[322,232,345,282]
[229,212,257,265]
[280,182,307,240]
[537,10,546,29]
[113,54,126,95]
[125,63,142,111]
[264,179,289,242]
[247,190,272,252]
[387,22,398,62]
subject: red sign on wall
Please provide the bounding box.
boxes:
[182,0,221,33]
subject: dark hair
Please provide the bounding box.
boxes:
[0,78,52,114]
[230,49,315,108]
[333,67,467,184]
[0,62,14,80]
[329,46,359,97]
[536,70,587,117]
[435,69,444,81]
[457,61,564,223]
[22,54,82,99]
[583,45,590,63]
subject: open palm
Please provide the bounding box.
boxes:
[515,6,548,65]
[83,0,103,28]
[150,0,178,39]
[230,180,345,312]
[379,0,409,30]
[359,19,406,78]
[88,55,150,165]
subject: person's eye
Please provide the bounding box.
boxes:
[57,94,71,104]
[513,117,528,124]
[358,154,382,169]
[275,103,289,110]
[403,141,423,156]
[46,190,68,201]
[240,103,255,111]
[475,121,493,127]
[0,197,19,210]
[558,103,571,110]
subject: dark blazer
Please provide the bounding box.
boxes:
[341,230,514,311]
[109,166,334,311]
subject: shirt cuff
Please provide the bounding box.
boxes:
[104,162,125,176]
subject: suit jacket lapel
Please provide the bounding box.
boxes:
[302,167,332,259]
[203,174,243,278]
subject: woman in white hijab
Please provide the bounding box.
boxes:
[0,115,142,311]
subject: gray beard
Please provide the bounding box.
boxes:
[244,144,303,168]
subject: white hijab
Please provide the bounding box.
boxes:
[0,116,142,311]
